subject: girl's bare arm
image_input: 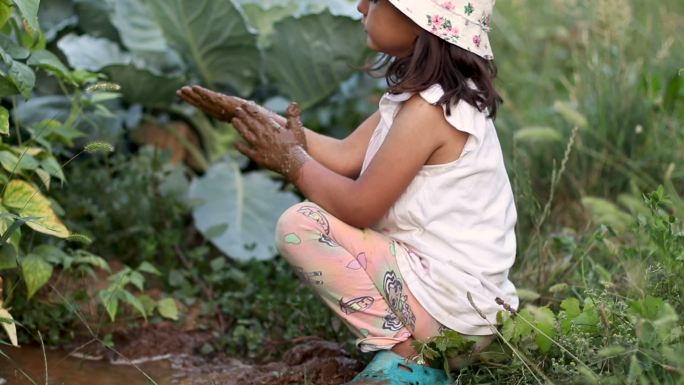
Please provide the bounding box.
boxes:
[176,85,378,178]
[304,111,380,179]
[295,95,462,228]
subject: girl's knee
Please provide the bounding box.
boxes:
[277,202,316,236]
[275,202,327,237]
[275,202,325,258]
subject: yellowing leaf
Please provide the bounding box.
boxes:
[3,180,70,238]
[0,307,18,346]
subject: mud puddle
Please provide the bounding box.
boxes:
[1,328,362,385]
[0,346,175,385]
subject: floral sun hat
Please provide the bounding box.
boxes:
[387,0,496,60]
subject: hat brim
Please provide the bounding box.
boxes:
[387,0,494,60]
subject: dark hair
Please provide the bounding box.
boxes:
[368,30,503,120]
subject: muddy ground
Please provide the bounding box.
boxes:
[64,326,364,385]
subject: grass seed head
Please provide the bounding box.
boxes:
[84,142,115,154]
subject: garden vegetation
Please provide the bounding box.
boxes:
[0,0,682,384]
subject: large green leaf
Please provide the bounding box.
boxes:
[57,34,132,71]
[3,179,70,238]
[263,11,368,108]
[11,0,40,33]
[189,159,299,261]
[103,64,185,106]
[20,253,53,299]
[16,96,71,124]
[145,0,260,95]
[239,3,293,48]
[0,46,36,99]
[0,1,12,28]
[237,1,358,48]
[0,34,30,60]
[107,0,166,54]
[72,0,120,42]
[0,151,39,172]
[15,96,136,147]
[7,59,35,99]
[0,242,17,270]
[27,50,73,82]
[106,0,185,73]
[38,0,77,41]
[234,0,360,19]
[0,69,18,97]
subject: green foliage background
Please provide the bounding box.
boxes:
[0,0,682,384]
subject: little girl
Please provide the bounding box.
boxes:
[178,0,518,383]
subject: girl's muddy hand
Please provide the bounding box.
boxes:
[176,86,309,150]
[232,103,310,183]
[176,86,286,127]
[176,85,246,120]
[286,102,308,151]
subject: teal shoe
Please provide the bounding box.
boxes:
[344,350,452,385]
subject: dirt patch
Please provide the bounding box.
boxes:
[65,327,363,385]
[172,337,363,385]
[65,325,213,364]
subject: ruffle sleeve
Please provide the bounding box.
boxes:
[419,83,489,155]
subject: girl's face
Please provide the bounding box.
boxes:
[357,0,419,57]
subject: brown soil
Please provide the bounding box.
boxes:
[64,326,214,363]
[173,337,364,385]
[64,327,363,385]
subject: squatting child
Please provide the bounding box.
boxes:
[178,0,518,383]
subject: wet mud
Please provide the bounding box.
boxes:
[2,328,363,385]
[174,338,364,385]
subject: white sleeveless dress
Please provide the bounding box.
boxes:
[360,83,519,335]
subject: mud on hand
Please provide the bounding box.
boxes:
[232,102,310,183]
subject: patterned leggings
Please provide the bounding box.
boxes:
[275,202,445,352]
